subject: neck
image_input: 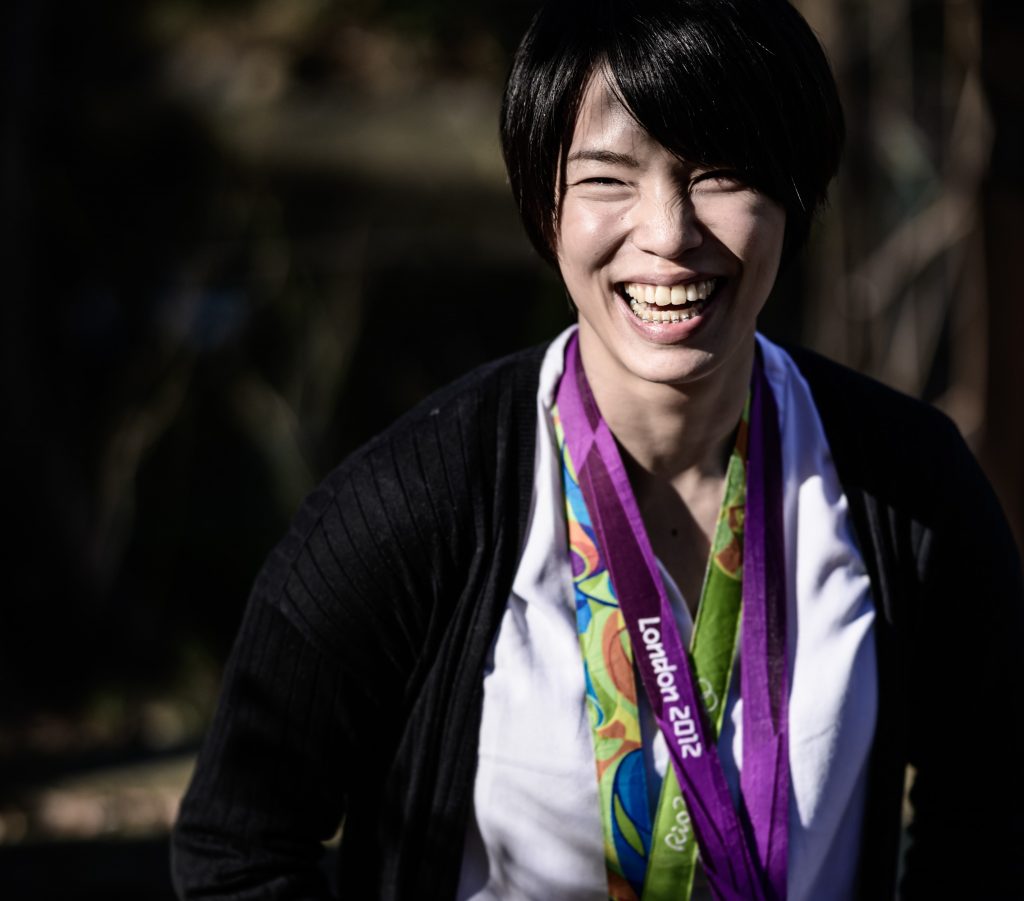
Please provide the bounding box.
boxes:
[578,331,755,483]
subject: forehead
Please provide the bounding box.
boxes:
[567,73,650,156]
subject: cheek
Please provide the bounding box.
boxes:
[558,201,628,268]
[700,195,786,273]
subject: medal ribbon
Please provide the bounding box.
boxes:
[554,333,788,901]
[641,395,747,900]
[555,376,747,899]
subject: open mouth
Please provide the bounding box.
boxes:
[619,278,720,323]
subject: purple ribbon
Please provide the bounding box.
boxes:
[741,348,789,897]
[556,333,788,901]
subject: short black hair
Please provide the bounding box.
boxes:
[501,0,844,267]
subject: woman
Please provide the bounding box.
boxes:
[172,1,1024,899]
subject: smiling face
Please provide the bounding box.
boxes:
[557,74,786,393]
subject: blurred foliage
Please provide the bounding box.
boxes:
[0,0,567,739]
[1,0,1021,782]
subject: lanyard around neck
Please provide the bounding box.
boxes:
[554,333,788,901]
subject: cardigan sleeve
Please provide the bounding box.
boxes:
[900,415,1024,899]
[170,587,350,900]
[171,407,478,898]
[170,347,542,900]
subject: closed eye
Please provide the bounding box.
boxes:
[572,176,626,186]
[690,169,745,190]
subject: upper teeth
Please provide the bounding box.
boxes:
[624,279,717,306]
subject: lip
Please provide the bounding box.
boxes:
[617,273,718,287]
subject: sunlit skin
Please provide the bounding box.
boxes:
[556,73,787,608]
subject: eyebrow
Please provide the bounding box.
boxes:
[565,149,641,168]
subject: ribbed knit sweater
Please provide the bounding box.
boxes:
[171,341,1024,900]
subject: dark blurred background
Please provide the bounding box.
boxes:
[1,0,1021,897]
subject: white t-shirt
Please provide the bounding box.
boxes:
[457,329,877,901]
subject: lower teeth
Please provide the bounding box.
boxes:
[629,299,707,323]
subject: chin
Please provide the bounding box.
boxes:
[627,348,720,387]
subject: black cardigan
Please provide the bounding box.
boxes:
[171,342,1024,900]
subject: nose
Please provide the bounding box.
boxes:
[630,188,703,259]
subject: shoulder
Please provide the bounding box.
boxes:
[355,341,548,462]
[783,343,961,450]
[782,344,968,523]
[282,343,545,544]
[252,341,548,652]
[783,343,1019,587]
